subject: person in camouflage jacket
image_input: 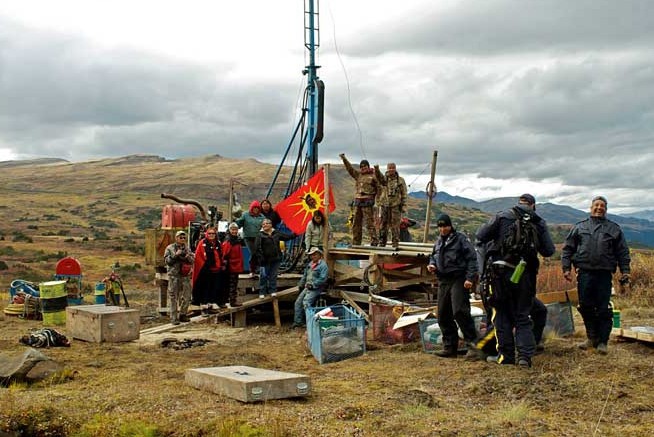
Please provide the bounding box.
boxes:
[375,162,407,248]
[339,153,380,246]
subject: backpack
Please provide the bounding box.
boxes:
[500,207,540,261]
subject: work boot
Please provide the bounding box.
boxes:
[596,343,608,355]
[464,346,484,362]
[577,339,595,350]
[435,348,457,358]
[487,355,515,365]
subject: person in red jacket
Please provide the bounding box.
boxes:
[222,222,244,307]
[192,226,225,314]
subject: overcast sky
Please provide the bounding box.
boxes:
[1,0,653,213]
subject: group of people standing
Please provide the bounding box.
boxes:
[339,153,409,249]
[428,193,631,368]
[163,196,328,325]
[164,222,245,325]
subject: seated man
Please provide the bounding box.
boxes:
[291,247,328,329]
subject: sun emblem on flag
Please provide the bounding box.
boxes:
[286,185,324,223]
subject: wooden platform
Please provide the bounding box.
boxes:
[613,326,654,343]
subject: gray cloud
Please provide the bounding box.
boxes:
[1,1,654,212]
[345,0,654,56]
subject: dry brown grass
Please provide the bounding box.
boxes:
[1,156,654,436]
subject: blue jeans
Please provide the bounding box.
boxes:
[258,260,280,295]
[293,287,322,325]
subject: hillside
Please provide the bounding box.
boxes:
[411,191,654,248]
[0,154,491,290]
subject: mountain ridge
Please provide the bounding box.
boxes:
[410,191,654,247]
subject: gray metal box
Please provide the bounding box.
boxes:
[66,305,140,343]
[185,365,311,402]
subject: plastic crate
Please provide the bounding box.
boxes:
[544,301,574,337]
[306,304,366,364]
[419,318,442,353]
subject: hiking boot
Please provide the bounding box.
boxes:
[577,339,595,350]
[518,358,532,369]
[487,355,515,365]
[596,343,608,355]
[435,348,457,358]
[464,347,484,362]
[179,315,191,323]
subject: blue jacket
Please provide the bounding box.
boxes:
[561,217,630,273]
[298,258,328,291]
[428,230,478,281]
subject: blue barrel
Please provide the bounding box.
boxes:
[94,282,106,304]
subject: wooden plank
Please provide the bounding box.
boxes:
[140,313,209,335]
[536,289,578,305]
[617,327,654,343]
[338,290,370,323]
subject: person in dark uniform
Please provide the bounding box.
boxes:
[427,213,480,359]
[476,194,555,368]
[561,195,630,355]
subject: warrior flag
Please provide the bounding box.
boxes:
[276,167,336,234]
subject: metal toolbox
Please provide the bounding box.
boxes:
[185,365,311,402]
[66,305,140,342]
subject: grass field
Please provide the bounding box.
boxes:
[1,156,653,436]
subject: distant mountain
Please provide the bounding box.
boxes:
[624,210,654,222]
[0,158,68,168]
[410,191,654,248]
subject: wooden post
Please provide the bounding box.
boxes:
[228,178,235,223]
[422,150,438,243]
[273,298,281,327]
[231,310,247,328]
[322,164,331,267]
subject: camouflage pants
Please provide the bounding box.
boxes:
[353,204,378,246]
[168,275,191,322]
[378,206,402,247]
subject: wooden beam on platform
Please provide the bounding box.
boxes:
[338,290,370,323]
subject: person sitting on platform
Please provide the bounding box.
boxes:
[291,247,328,329]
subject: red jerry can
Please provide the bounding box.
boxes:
[161,205,196,229]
